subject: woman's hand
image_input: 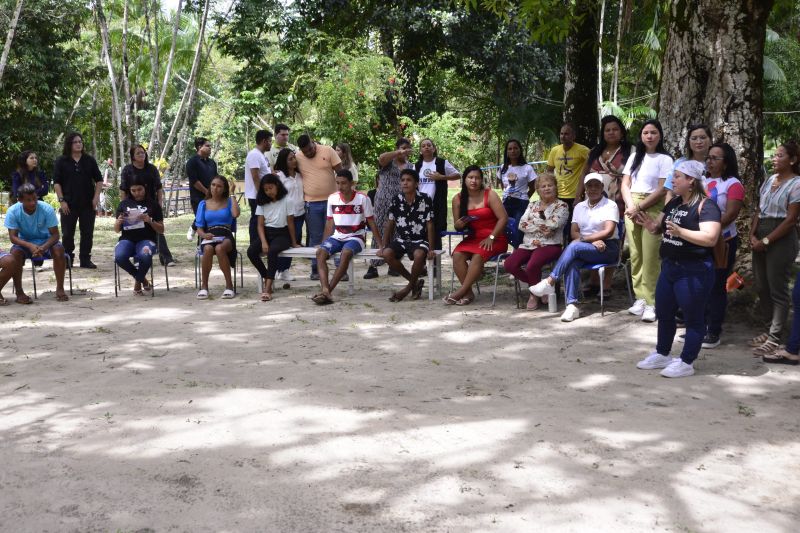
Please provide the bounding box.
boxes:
[291,242,301,248]
[592,240,606,251]
[455,216,469,231]
[751,236,766,253]
[60,201,70,216]
[664,220,682,238]
[624,204,640,219]
[479,237,494,251]
[261,241,269,254]
[531,239,541,247]
[633,211,654,231]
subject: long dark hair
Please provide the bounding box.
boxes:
[129,144,150,165]
[459,165,484,219]
[587,115,631,168]
[709,142,739,181]
[210,176,230,199]
[780,140,800,175]
[629,119,669,175]
[15,150,42,190]
[256,174,288,205]
[684,123,713,160]
[273,148,294,175]
[62,132,84,156]
[500,139,527,175]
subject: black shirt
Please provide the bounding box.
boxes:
[660,196,721,261]
[120,163,163,202]
[388,192,433,243]
[53,154,102,209]
[185,154,218,205]
[116,198,163,243]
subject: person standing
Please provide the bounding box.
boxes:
[546,122,590,210]
[267,124,296,168]
[273,148,305,281]
[120,144,175,267]
[497,139,537,247]
[245,130,273,242]
[53,132,102,268]
[295,134,342,280]
[185,137,218,240]
[335,142,359,183]
[415,138,460,253]
[621,119,672,322]
[11,150,49,200]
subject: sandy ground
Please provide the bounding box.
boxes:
[1,237,800,533]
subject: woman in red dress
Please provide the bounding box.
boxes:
[445,165,509,305]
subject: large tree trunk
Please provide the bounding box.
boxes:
[658,0,773,202]
[121,0,135,147]
[0,0,24,85]
[159,0,210,162]
[144,0,160,110]
[95,0,125,166]
[563,0,599,146]
[149,0,183,155]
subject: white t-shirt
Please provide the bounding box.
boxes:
[623,152,673,194]
[345,163,359,183]
[276,170,305,217]
[255,196,289,228]
[326,191,374,242]
[498,164,537,201]
[418,159,458,200]
[572,196,619,239]
[245,148,272,199]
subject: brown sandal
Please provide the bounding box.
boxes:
[753,339,779,357]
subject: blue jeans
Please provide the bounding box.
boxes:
[786,271,800,354]
[305,201,327,274]
[706,236,738,336]
[503,197,528,248]
[277,213,305,272]
[115,239,155,282]
[550,239,619,305]
[655,258,714,364]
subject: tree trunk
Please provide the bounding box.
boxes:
[597,0,606,106]
[0,0,24,85]
[149,0,183,155]
[611,0,625,104]
[563,0,599,146]
[144,0,160,111]
[159,0,210,162]
[95,0,125,167]
[121,1,134,147]
[657,0,773,203]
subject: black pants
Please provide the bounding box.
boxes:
[559,197,576,243]
[247,226,291,280]
[157,233,174,265]
[61,205,96,262]
[248,198,259,243]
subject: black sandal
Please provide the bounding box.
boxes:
[411,278,425,300]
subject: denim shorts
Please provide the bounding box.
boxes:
[321,237,363,255]
[11,242,63,260]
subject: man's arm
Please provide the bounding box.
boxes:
[321,218,334,241]
[8,229,37,253]
[367,218,383,249]
[250,168,261,196]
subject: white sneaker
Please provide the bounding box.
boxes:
[628,298,646,315]
[530,279,555,297]
[641,305,656,322]
[186,227,196,241]
[636,351,672,369]
[278,270,295,281]
[560,304,580,322]
[660,358,695,378]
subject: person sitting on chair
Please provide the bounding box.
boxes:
[444,165,509,306]
[313,169,383,305]
[247,174,300,302]
[503,173,569,310]
[196,176,240,300]
[0,248,19,305]
[114,176,165,295]
[529,173,619,322]
[381,168,435,302]
[5,183,69,303]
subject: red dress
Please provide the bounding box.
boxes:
[453,189,509,260]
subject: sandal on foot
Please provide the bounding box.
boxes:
[221,289,235,299]
[762,348,800,365]
[526,295,539,311]
[443,294,457,305]
[0,297,8,306]
[196,289,209,300]
[748,333,770,347]
[133,288,144,296]
[389,291,407,303]
[16,294,32,305]
[455,295,474,306]
[56,292,69,302]
[260,291,272,302]
[142,280,152,292]
[753,339,780,357]
[411,279,425,300]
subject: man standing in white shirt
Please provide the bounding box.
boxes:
[245,130,273,241]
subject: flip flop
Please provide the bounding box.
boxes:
[455,295,474,306]
[56,292,69,302]
[443,294,457,305]
[133,288,144,296]
[762,353,800,365]
[142,281,153,292]
[411,279,425,300]
[261,292,273,302]
[314,293,333,305]
[196,289,209,300]
[16,295,32,305]
[221,289,235,299]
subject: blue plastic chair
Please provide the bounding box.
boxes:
[485,217,517,306]
[580,219,632,316]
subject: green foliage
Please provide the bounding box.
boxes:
[404,112,487,170]
[763,35,800,146]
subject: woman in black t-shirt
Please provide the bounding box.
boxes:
[114,176,165,295]
[632,160,721,378]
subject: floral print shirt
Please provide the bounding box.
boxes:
[517,199,570,249]
[388,192,433,244]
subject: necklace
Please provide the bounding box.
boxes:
[588,199,600,208]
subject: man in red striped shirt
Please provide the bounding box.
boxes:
[313,169,384,305]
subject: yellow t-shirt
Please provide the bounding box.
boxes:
[296,144,342,202]
[547,143,590,199]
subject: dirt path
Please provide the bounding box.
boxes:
[1,253,798,532]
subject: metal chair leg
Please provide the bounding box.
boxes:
[491,260,500,307]
[31,260,38,299]
[598,267,605,317]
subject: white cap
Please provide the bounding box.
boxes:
[675,160,705,180]
[584,172,604,184]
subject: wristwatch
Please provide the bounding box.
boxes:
[58,197,65,202]
[489,234,495,241]
[762,237,770,247]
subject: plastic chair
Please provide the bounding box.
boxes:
[483,217,517,306]
[579,219,632,316]
[114,243,169,297]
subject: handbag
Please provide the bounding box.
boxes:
[698,199,728,269]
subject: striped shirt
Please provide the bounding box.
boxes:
[326,190,374,242]
[758,174,800,218]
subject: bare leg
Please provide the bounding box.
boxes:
[0,255,17,301]
[383,249,411,281]
[317,248,331,296]
[451,253,483,301]
[201,246,214,290]
[51,245,68,301]
[9,249,30,303]
[215,240,234,290]
[329,249,353,294]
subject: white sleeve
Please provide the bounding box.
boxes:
[245,150,259,170]
[622,153,635,175]
[444,160,459,176]
[604,200,620,222]
[363,194,374,218]
[660,155,675,179]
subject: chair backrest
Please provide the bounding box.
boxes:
[505,217,517,243]
[614,219,625,264]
